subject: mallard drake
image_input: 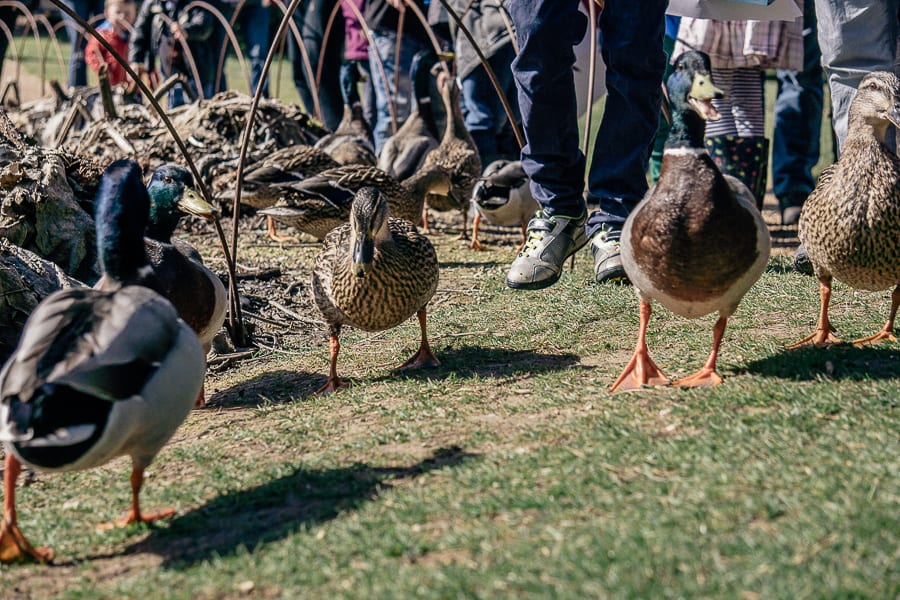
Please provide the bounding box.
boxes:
[0,160,205,563]
[789,71,900,348]
[378,50,440,182]
[314,62,377,167]
[258,164,452,241]
[470,159,537,251]
[611,51,771,392]
[142,164,228,406]
[421,71,482,239]
[310,187,440,394]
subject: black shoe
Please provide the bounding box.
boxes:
[793,243,813,275]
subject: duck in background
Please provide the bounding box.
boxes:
[789,71,900,348]
[420,70,482,239]
[470,159,537,251]
[310,187,440,394]
[258,163,452,241]
[315,61,377,167]
[611,50,770,392]
[0,160,205,563]
[378,49,441,182]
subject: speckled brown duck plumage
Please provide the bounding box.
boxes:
[378,50,440,181]
[314,62,377,167]
[790,71,900,347]
[612,51,770,392]
[310,187,440,394]
[421,71,482,239]
[232,145,339,211]
[258,164,451,241]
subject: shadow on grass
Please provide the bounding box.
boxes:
[119,446,477,568]
[208,369,322,408]
[379,345,581,382]
[439,259,506,269]
[743,344,900,380]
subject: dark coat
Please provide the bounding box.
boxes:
[129,0,216,91]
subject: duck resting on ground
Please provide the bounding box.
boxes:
[0,160,205,563]
[314,61,377,167]
[611,50,771,392]
[789,71,900,348]
[310,187,440,394]
[470,159,537,251]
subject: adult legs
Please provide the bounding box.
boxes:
[59,0,105,87]
[461,43,520,167]
[814,0,900,151]
[368,29,430,154]
[289,0,343,130]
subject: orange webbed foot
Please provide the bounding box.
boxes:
[673,367,724,388]
[851,330,897,347]
[398,348,440,371]
[0,521,54,564]
[193,385,206,409]
[470,238,485,251]
[610,352,670,393]
[315,376,349,395]
[787,328,843,349]
[97,507,176,531]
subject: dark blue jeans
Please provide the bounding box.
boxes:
[509,0,666,236]
[60,0,105,87]
[230,1,271,97]
[288,0,344,130]
[772,0,823,203]
[461,43,520,167]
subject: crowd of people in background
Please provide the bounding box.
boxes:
[0,0,897,282]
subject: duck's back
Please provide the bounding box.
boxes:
[312,219,438,332]
[0,286,203,472]
[623,151,769,318]
[800,137,900,290]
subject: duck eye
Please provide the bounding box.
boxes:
[163,176,173,184]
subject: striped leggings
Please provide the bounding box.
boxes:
[705,67,766,138]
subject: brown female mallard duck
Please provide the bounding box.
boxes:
[420,70,482,239]
[611,51,770,392]
[258,164,451,240]
[310,187,440,394]
[314,62,377,167]
[217,144,340,242]
[378,50,440,181]
[789,71,900,348]
[0,160,205,563]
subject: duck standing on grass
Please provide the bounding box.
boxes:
[142,164,227,407]
[470,159,537,251]
[0,160,205,563]
[789,71,900,348]
[611,51,770,392]
[311,187,440,394]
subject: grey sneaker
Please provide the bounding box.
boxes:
[506,210,588,290]
[591,226,630,284]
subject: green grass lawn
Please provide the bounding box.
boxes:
[2,32,897,600]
